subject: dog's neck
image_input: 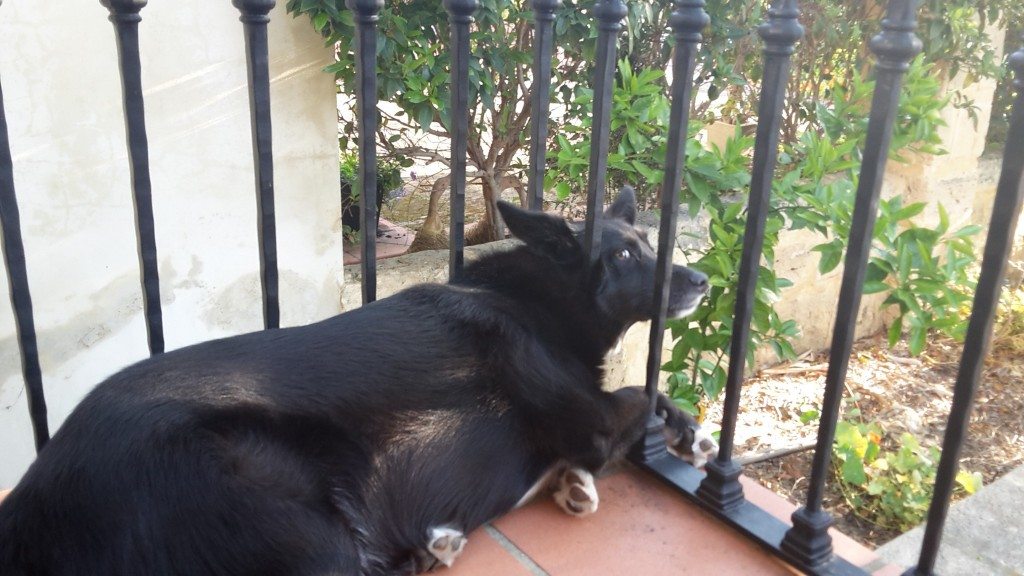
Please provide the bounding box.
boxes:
[457,248,625,368]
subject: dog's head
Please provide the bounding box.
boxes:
[497,186,708,331]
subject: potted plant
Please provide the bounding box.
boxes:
[340,153,404,241]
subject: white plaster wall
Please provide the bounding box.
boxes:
[0,1,341,486]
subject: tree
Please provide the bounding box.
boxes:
[287,0,1020,248]
[287,0,671,247]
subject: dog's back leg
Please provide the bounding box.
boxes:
[552,467,599,517]
[411,526,468,572]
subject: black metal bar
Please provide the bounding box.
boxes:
[581,0,626,261]
[101,0,164,356]
[348,0,382,304]
[697,0,802,512]
[233,0,279,329]
[0,36,49,452]
[526,0,560,211]
[905,34,1024,576]
[444,0,478,281]
[781,0,921,569]
[633,455,868,576]
[629,0,708,464]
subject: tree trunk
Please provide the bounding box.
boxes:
[407,173,526,253]
[407,176,450,253]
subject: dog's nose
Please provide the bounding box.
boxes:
[689,272,709,293]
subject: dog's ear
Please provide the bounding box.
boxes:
[498,201,580,264]
[605,186,637,225]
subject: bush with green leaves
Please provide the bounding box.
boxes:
[661,132,798,417]
[546,59,672,208]
[778,60,979,357]
[339,152,405,245]
[812,403,983,533]
[661,58,979,417]
[867,200,980,355]
[288,0,1018,241]
[287,0,680,241]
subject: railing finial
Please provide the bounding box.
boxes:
[531,0,561,19]
[696,0,801,514]
[594,0,627,31]
[1011,32,1024,89]
[581,0,627,260]
[347,0,384,304]
[443,0,478,23]
[758,0,803,55]
[234,0,280,328]
[347,0,384,22]
[869,0,922,71]
[100,0,148,23]
[232,0,276,24]
[670,0,710,43]
[905,30,1024,576]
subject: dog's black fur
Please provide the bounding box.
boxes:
[0,188,709,576]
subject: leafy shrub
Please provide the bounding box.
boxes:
[339,152,405,245]
[868,200,980,354]
[546,59,672,208]
[663,130,798,417]
[821,405,983,532]
[662,57,980,416]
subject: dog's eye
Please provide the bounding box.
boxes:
[615,248,631,260]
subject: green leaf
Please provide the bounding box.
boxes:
[888,316,904,347]
[554,182,572,201]
[813,240,844,274]
[313,12,329,32]
[800,409,820,424]
[416,106,433,132]
[936,203,950,235]
[952,224,982,239]
[893,202,927,221]
[842,455,868,485]
[909,325,927,356]
[673,396,699,417]
[863,281,889,294]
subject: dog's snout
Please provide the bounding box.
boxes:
[689,271,709,293]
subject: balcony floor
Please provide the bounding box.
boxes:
[446,466,901,576]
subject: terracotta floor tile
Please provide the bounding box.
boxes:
[444,525,537,576]
[493,471,798,576]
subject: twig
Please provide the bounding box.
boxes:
[736,442,817,466]
[761,363,829,376]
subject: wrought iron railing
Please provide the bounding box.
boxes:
[1,1,1022,574]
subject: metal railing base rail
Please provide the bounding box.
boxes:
[630,453,870,576]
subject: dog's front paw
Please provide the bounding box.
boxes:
[552,467,599,517]
[687,426,719,469]
[656,395,718,468]
[414,526,467,572]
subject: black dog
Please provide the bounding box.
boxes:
[0,187,714,575]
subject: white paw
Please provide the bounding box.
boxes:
[687,427,719,469]
[426,526,466,568]
[553,467,599,517]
